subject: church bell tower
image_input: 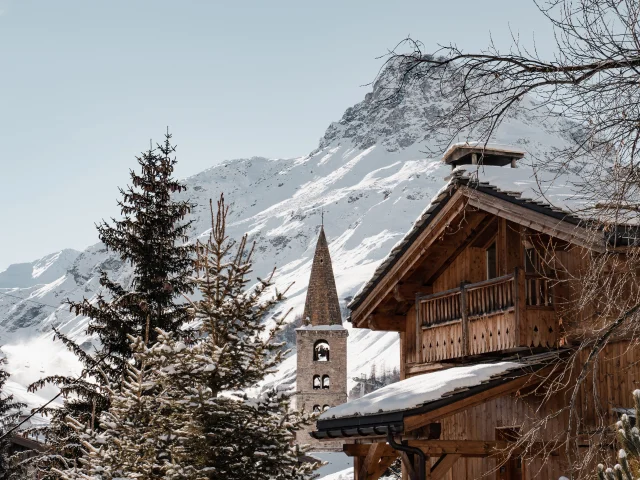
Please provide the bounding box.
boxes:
[295,225,348,450]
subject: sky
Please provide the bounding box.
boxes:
[0,0,557,271]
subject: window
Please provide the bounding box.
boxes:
[322,375,330,389]
[312,405,321,414]
[486,242,497,279]
[314,340,330,362]
[313,375,321,390]
[524,247,541,273]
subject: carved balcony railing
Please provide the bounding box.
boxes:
[525,273,553,307]
[413,269,558,363]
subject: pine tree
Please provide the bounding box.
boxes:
[27,131,196,477]
[78,129,195,377]
[53,195,318,480]
[0,357,27,480]
[52,335,200,480]
[597,390,640,480]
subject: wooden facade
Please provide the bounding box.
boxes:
[315,150,639,480]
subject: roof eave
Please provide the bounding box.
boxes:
[312,358,558,440]
[348,175,608,314]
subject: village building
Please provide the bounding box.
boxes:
[295,225,348,451]
[312,144,640,479]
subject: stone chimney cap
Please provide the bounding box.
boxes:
[442,142,525,168]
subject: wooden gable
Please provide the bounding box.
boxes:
[350,185,601,332]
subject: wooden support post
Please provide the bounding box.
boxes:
[354,456,362,479]
[359,443,388,480]
[460,284,469,356]
[415,295,422,364]
[400,452,417,480]
[514,267,522,347]
[430,454,461,480]
[373,456,398,479]
[498,218,508,276]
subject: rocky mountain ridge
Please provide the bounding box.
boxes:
[0,68,574,406]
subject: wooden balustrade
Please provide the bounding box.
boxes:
[417,273,516,327]
[416,270,522,362]
[525,273,553,307]
[465,274,515,318]
[413,269,557,363]
[418,287,463,327]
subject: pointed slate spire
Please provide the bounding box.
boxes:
[303,226,342,326]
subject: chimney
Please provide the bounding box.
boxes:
[442,143,525,169]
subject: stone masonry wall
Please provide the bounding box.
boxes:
[295,327,348,451]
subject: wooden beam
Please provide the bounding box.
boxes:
[462,186,604,253]
[367,313,406,332]
[372,454,399,479]
[430,454,461,480]
[404,367,550,432]
[399,452,417,480]
[351,190,467,327]
[359,442,388,480]
[345,440,511,458]
[406,422,442,440]
[422,212,490,285]
[405,363,448,378]
[411,440,510,457]
[344,443,396,458]
[393,282,431,303]
[345,439,528,461]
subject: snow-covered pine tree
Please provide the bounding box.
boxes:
[52,334,201,480]
[53,194,318,480]
[0,357,27,479]
[27,131,196,478]
[597,390,640,479]
[174,194,317,479]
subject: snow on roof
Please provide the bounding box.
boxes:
[296,324,346,331]
[349,164,592,311]
[442,142,526,163]
[319,361,523,420]
[458,165,590,216]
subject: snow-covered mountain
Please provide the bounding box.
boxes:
[0,66,574,408]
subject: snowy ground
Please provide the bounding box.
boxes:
[321,468,353,480]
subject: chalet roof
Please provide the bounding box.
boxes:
[312,351,562,440]
[320,361,522,421]
[348,165,597,312]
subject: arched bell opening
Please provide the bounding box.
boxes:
[314,340,330,362]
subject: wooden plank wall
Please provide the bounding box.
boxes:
[425,340,640,480]
[422,322,464,362]
[405,306,417,366]
[522,309,557,349]
[468,312,517,355]
[431,248,487,293]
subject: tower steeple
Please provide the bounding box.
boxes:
[303,226,342,326]
[294,225,348,451]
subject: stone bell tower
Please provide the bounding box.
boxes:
[295,225,348,450]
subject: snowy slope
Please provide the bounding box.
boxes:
[0,65,574,407]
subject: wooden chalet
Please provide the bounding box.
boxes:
[312,144,640,479]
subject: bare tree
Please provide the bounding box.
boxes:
[378,1,640,477]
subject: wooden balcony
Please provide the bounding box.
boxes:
[415,269,557,363]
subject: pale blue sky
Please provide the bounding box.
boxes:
[0,1,555,270]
